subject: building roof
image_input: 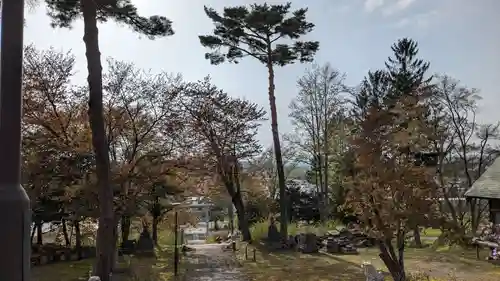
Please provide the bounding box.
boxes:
[465,156,500,200]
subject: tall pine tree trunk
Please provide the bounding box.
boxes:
[266,61,287,239]
[82,1,114,280]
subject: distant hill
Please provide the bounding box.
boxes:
[240,161,310,181]
[286,165,309,180]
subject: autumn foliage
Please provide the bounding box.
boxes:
[346,92,440,281]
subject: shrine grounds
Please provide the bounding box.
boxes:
[237,221,500,281]
[31,221,500,281]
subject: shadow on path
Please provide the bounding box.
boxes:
[182,244,248,281]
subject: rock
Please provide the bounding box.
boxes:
[339,228,354,239]
[361,262,384,281]
[327,230,340,236]
[324,238,340,253]
[120,239,136,255]
[287,235,297,248]
[182,245,196,253]
[341,244,359,254]
[298,233,318,253]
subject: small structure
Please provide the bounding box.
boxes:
[465,156,500,225]
[178,196,214,245]
[182,197,213,234]
[183,227,208,245]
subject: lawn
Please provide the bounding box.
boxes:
[31,228,182,281]
[237,243,500,281]
[238,222,499,281]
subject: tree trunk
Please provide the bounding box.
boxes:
[74,220,82,260]
[322,90,330,222]
[378,241,406,281]
[62,219,71,246]
[323,140,329,221]
[413,226,423,248]
[152,215,159,244]
[214,217,219,231]
[121,215,131,243]
[110,222,118,273]
[31,223,36,244]
[36,221,43,245]
[266,61,287,239]
[82,1,114,280]
[232,194,251,241]
[231,159,251,241]
[314,153,325,222]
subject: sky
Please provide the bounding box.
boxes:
[21,0,500,146]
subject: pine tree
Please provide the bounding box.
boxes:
[199,2,319,238]
[44,1,173,280]
[384,38,432,102]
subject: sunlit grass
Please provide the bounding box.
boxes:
[249,220,340,241]
[237,243,500,281]
[31,226,182,281]
[239,223,500,281]
[420,228,442,238]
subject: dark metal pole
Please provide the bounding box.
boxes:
[0,1,32,281]
[228,203,234,234]
[173,210,179,276]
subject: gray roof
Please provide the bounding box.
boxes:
[465,156,500,199]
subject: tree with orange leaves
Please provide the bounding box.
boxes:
[347,38,439,281]
[346,93,440,281]
[179,77,266,241]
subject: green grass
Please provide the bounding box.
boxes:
[236,242,500,281]
[241,222,499,281]
[249,220,340,241]
[31,226,182,281]
[422,228,442,238]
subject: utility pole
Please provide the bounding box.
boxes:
[0,1,32,281]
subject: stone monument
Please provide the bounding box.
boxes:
[297,233,318,253]
[267,217,280,242]
[135,228,155,257]
[266,217,281,249]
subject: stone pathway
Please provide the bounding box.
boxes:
[182,244,248,281]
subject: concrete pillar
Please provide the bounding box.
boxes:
[0,1,32,281]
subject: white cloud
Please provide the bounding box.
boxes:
[383,0,416,16]
[364,0,385,13]
[393,10,438,29]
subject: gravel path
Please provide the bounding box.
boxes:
[182,244,248,281]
